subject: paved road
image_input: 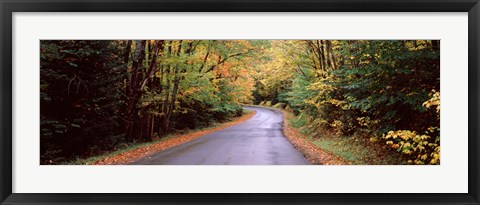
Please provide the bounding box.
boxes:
[132,106,309,165]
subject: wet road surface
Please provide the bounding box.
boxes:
[132,106,309,165]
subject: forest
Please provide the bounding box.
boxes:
[40,40,440,165]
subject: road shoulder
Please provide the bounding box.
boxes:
[92,110,256,165]
[249,105,350,165]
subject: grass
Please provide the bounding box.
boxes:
[289,116,405,165]
[249,104,346,164]
[254,103,404,165]
[311,135,403,165]
[66,135,174,165]
[67,109,254,165]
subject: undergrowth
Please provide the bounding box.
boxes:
[289,114,405,165]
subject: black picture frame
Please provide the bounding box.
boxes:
[1,0,479,204]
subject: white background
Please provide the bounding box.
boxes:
[13,13,468,193]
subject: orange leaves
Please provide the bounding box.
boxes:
[277,108,350,165]
[94,110,256,165]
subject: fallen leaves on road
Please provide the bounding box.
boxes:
[94,111,256,165]
[280,110,350,165]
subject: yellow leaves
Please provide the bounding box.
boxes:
[307,80,335,92]
[402,149,411,155]
[326,99,347,107]
[423,90,440,114]
[412,135,421,142]
[413,159,424,165]
[357,117,374,127]
[385,130,416,141]
[182,87,201,96]
[406,92,418,96]
[382,128,439,165]
[429,152,440,165]
[429,126,439,132]
[331,120,343,128]
[420,135,430,140]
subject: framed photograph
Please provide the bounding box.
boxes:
[1,0,479,204]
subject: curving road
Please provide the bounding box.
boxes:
[131,106,309,165]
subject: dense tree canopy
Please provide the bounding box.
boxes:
[253,40,440,164]
[40,40,267,163]
[40,40,440,165]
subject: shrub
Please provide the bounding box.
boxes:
[383,129,439,164]
[382,90,440,165]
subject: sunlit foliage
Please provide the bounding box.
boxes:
[254,40,440,165]
[41,39,440,165]
[40,40,268,164]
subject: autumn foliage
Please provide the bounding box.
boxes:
[253,40,440,165]
[40,40,440,165]
[40,40,266,164]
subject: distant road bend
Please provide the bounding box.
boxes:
[132,106,309,165]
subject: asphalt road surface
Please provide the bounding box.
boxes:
[132,106,310,165]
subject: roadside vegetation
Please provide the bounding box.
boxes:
[255,104,403,165]
[254,40,440,165]
[79,109,255,165]
[41,40,440,165]
[41,40,266,164]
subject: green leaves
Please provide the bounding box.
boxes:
[40,40,128,163]
[382,128,440,165]
[40,39,441,165]
[253,40,440,164]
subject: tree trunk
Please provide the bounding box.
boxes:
[161,41,183,133]
[319,40,327,72]
[326,40,337,70]
[125,40,146,142]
